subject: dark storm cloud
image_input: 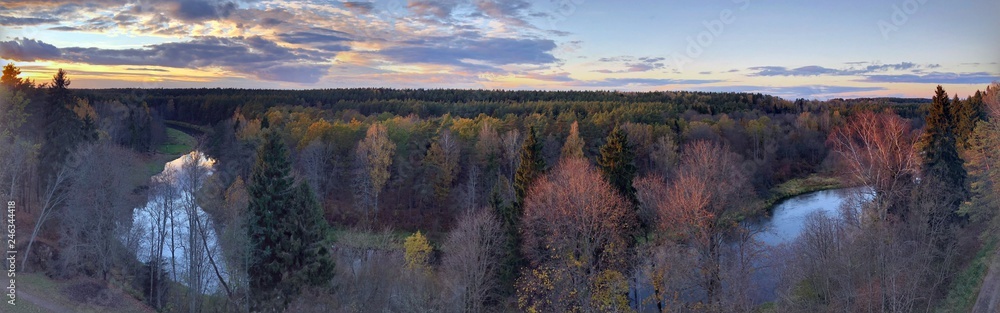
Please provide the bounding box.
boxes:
[0,38,62,61]
[381,36,557,70]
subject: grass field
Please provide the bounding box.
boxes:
[142,126,197,178]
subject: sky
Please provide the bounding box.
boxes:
[0,0,997,99]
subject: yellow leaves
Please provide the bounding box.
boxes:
[300,119,333,149]
[403,230,432,273]
[590,270,632,313]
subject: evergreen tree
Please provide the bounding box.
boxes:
[598,126,638,207]
[514,127,545,207]
[247,131,295,310]
[919,86,968,224]
[247,131,334,311]
[281,183,335,290]
[39,69,90,180]
[0,63,31,90]
[954,91,985,148]
[497,127,545,295]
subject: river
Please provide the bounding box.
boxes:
[630,187,864,310]
[130,151,225,292]
[754,187,863,245]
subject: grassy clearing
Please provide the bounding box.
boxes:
[157,127,196,155]
[15,272,154,313]
[937,239,997,313]
[753,174,843,215]
[141,126,197,178]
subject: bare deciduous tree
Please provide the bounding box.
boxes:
[639,140,751,309]
[59,142,142,279]
[828,111,918,220]
[441,209,503,313]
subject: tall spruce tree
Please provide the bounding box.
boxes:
[247,131,333,311]
[954,91,985,148]
[248,131,295,310]
[39,69,91,180]
[514,127,545,207]
[281,183,335,290]
[496,126,545,295]
[919,86,968,224]
[598,126,638,206]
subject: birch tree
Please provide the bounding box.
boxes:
[353,123,395,224]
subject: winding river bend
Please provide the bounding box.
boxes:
[131,151,225,292]
[754,187,863,245]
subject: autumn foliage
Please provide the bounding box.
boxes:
[517,158,635,312]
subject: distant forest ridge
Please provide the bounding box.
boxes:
[74,88,932,125]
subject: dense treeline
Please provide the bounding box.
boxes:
[5,62,998,312]
[74,87,930,125]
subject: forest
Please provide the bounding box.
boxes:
[2,62,999,312]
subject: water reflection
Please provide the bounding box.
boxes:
[131,151,224,292]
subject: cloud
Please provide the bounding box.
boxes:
[126,67,169,72]
[278,30,351,44]
[48,26,81,31]
[170,0,237,22]
[593,56,665,73]
[749,62,929,77]
[861,72,1000,84]
[0,15,59,26]
[381,36,557,70]
[475,0,533,27]
[342,1,374,13]
[407,0,460,19]
[749,65,838,76]
[0,38,62,61]
[576,78,722,87]
[3,37,336,83]
[692,85,887,100]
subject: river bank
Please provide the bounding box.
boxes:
[752,174,843,217]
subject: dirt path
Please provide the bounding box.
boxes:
[974,247,1000,313]
[17,289,74,313]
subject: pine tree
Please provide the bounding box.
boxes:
[598,126,638,206]
[919,86,968,224]
[247,131,334,310]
